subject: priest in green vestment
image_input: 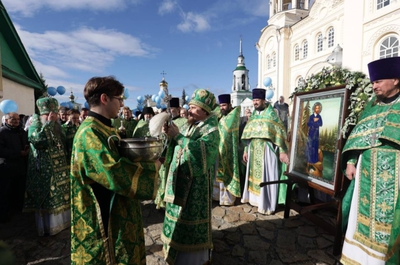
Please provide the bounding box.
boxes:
[155,97,187,210]
[340,57,400,265]
[213,94,241,205]
[70,76,160,265]
[132,106,154,137]
[241,88,289,215]
[112,106,138,138]
[161,89,219,265]
[24,97,71,236]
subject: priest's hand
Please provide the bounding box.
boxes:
[165,122,179,138]
[345,164,356,180]
[243,152,248,163]
[279,153,289,165]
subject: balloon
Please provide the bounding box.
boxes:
[151,94,157,101]
[183,104,189,110]
[47,87,57,96]
[155,96,162,104]
[60,102,69,108]
[56,86,66,95]
[123,88,130,99]
[156,103,161,109]
[138,105,143,111]
[158,90,165,98]
[263,77,272,87]
[0,99,18,114]
[266,90,274,99]
[137,96,144,103]
[84,101,90,109]
[185,95,190,102]
[160,104,167,109]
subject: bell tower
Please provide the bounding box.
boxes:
[231,38,251,107]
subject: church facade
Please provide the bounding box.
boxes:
[257,0,400,102]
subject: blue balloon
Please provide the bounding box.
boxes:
[266,90,274,99]
[47,87,57,96]
[263,77,272,87]
[124,88,130,99]
[60,102,69,108]
[138,105,143,111]
[84,101,90,109]
[158,90,165,98]
[160,104,167,109]
[151,94,157,101]
[183,104,189,110]
[155,96,162,104]
[185,95,190,102]
[156,103,161,109]
[137,96,144,103]
[56,86,66,95]
[0,99,18,114]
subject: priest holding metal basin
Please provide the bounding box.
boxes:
[70,76,161,265]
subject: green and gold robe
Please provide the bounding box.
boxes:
[155,116,187,209]
[241,104,288,214]
[70,116,158,265]
[341,97,400,265]
[24,115,70,235]
[161,114,219,264]
[61,122,79,163]
[216,106,241,198]
[132,120,150,138]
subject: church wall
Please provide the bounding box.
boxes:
[1,78,35,120]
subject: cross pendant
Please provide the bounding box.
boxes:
[56,142,62,150]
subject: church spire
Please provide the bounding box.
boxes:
[240,37,243,56]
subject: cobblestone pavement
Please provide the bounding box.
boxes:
[0,201,341,265]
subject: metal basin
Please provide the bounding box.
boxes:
[108,136,165,162]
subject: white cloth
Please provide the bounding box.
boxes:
[35,209,71,236]
[241,141,278,215]
[213,180,235,206]
[340,154,386,265]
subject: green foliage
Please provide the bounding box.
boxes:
[290,66,373,138]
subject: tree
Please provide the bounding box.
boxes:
[181,89,187,105]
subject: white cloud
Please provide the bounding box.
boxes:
[14,24,158,79]
[1,0,134,16]
[177,12,210,33]
[158,0,177,15]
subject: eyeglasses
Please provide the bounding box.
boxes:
[112,96,124,103]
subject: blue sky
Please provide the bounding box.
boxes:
[3,0,270,109]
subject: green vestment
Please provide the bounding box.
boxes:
[24,115,70,216]
[155,116,187,209]
[161,114,220,264]
[216,106,241,198]
[341,97,400,264]
[61,122,79,163]
[70,116,158,265]
[241,104,288,197]
[112,117,138,138]
[132,120,150,138]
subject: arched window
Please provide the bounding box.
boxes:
[377,0,390,10]
[327,28,334,48]
[294,45,300,61]
[302,40,308,59]
[272,52,277,67]
[317,34,323,52]
[379,35,399,58]
[267,55,271,69]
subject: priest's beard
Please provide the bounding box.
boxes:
[187,115,196,125]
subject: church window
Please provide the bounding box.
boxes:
[317,34,323,52]
[294,45,300,61]
[379,35,399,58]
[327,28,334,48]
[267,55,271,69]
[377,0,390,10]
[272,52,277,67]
[302,40,308,59]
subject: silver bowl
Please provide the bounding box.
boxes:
[108,136,166,162]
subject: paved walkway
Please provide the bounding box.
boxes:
[0,201,341,265]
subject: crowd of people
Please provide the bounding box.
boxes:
[0,56,399,264]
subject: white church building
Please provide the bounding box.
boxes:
[255,0,400,103]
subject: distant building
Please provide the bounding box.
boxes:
[0,2,46,119]
[231,38,252,115]
[257,0,400,103]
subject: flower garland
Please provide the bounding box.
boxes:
[289,67,373,138]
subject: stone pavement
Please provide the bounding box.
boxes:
[0,200,341,265]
